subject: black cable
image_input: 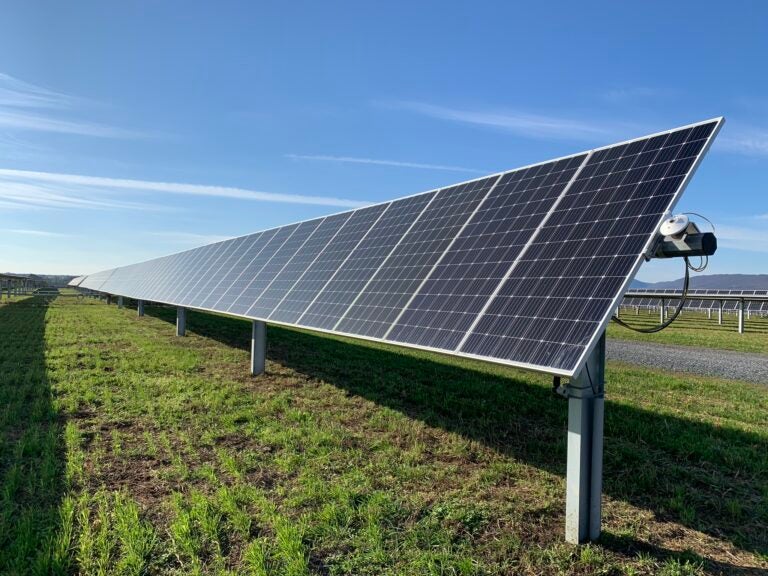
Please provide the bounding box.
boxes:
[612,257,691,333]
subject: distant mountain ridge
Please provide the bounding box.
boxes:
[630,274,768,291]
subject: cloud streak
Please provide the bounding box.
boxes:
[0,167,369,210]
[285,153,486,174]
[381,101,616,141]
[0,72,148,139]
[0,228,71,237]
[0,72,80,109]
[716,224,768,253]
[716,128,768,157]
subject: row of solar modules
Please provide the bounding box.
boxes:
[70,119,721,376]
[622,289,768,313]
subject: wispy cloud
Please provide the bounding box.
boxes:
[0,179,171,212]
[601,87,667,103]
[145,231,234,245]
[0,167,368,210]
[0,228,71,237]
[717,128,768,157]
[0,110,147,138]
[380,101,616,141]
[285,153,486,174]
[0,72,148,139]
[0,72,80,109]
[716,224,768,253]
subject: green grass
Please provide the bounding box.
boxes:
[608,308,768,354]
[0,295,766,574]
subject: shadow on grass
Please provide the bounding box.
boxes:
[0,297,66,572]
[142,304,768,569]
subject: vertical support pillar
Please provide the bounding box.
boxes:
[118,295,124,309]
[137,300,145,317]
[635,306,639,315]
[176,307,186,337]
[738,300,744,334]
[660,299,665,323]
[106,294,112,305]
[251,320,266,375]
[565,333,605,544]
[718,301,723,325]
[707,308,711,320]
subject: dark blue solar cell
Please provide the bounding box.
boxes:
[387,156,586,351]
[198,231,272,310]
[185,234,252,308]
[228,218,323,316]
[269,203,389,324]
[300,192,436,330]
[336,175,498,339]
[212,225,298,310]
[247,212,352,319]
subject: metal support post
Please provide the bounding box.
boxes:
[660,299,665,323]
[564,333,605,544]
[106,294,112,305]
[176,307,186,337]
[718,301,723,325]
[250,320,266,375]
[707,308,711,320]
[137,300,145,317]
[118,295,124,309]
[738,300,744,334]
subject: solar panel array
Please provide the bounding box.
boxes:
[76,118,722,376]
[622,289,768,313]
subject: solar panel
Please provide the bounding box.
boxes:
[229,218,323,315]
[268,204,389,324]
[248,213,352,319]
[78,118,722,377]
[336,175,499,338]
[299,191,437,330]
[216,225,299,310]
[386,155,586,350]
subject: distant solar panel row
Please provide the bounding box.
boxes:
[622,289,768,312]
[76,119,722,376]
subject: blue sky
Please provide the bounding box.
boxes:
[1,1,766,282]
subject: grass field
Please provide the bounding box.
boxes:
[608,308,768,354]
[1,295,766,575]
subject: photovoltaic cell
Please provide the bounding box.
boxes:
[246,213,352,319]
[199,230,273,309]
[270,203,389,324]
[300,191,437,330]
[228,218,324,315]
[460,121,719,372]
[386,155,586,350]
[177,239,242,304]
[186,234,251,308]
[213,225,299,310]
[336,176,498,338]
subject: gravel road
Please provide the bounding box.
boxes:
[606,339,768,385]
